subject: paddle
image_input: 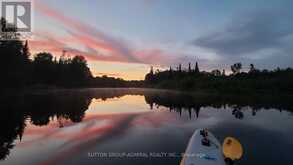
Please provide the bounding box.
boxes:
[222,137,243,164]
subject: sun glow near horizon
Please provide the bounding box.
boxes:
[89,61,150,80]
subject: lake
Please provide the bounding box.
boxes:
[0,88,293,165]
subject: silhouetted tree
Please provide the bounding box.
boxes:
[145,66,155,83]
[22,40,30,59]
[0,17,136,89]
[169,66,173,77]
[249,63,259,74]
[231,63,242,75]
[32,52,55,84]
[0,18,30,88]
[211,69,221,76]
[144,61,293,93]
[222,69,226,76]
[195,62,199,73]
[69,55,92,83]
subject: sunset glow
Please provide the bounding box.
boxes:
[28,0,293,80]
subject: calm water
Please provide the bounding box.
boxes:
[1,88,293,165]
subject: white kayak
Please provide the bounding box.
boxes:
[181,129,226,165]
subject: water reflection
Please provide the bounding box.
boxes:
[0,89,146,161]
[144,91,292,119]
[0,88,292,164]
[0,93,90,160]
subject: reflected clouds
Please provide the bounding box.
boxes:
[1,89,293,164]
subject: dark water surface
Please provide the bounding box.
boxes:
[1,88,293,165]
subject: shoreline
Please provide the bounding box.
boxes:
[1,87,293,98]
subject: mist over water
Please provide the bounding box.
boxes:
[0,88,293,165]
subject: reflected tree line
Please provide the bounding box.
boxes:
[0,93,91,160]
[144,91,293,119]
[0,89,293,160]
[0,89,131,160]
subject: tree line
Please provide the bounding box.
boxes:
[145,62,293,94]
[0,17,143,90]
[1,15,292,93]
[0,18,92,88]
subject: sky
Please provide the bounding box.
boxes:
[27,0,293,80]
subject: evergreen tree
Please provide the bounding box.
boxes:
[195,62,199,73]
[22,40,30,59]
[0,17,30,87]
[150,66,154,75]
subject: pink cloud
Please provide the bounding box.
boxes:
[35,2,140,62]
[33,1,175,66]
